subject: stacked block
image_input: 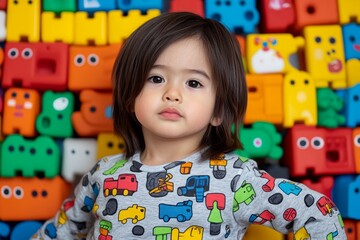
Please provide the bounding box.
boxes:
[0,1,358,239]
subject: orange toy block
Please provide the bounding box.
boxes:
[2,88,40,137]
[244,74,283,125]
[346,59,360,87]
[0,176,71,221]
[108,9,160,44]
[97,133,125,159]
[344,219,360,240]
[303,25,346,89]
[41,11,75,44]
[74,11,107,45]
[243,224,284,240]
[246,33,304,74]
[353,128,360,174]
[68,44,120,91]
[6,0,40,42]
[283,71,317,127]
[72,90,114,137]
[293,0,338,32]
[338,0,360,24]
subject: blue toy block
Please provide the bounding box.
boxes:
[333,175,360,220]
[336,83,360,127]
[0,222,10,239]
[342,23,360,60]
[78,0,116,12]
[116,0,163,12]
[204,0,259,34]
[10,221,42,240]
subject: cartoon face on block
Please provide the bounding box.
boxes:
[2,88,40,137]
[285,125,354,177]
[304,25,346,88]
[68,44,121,91]
[342,23,360,60]
[36,91,74,138]
[2,42,69,90]
[0,134,60,178]
[61,138,97,182]
[97,133,125,159]
[6,0,40,42]
[204,0,259,34]
[72,90,113,136]
[283,71,317,128]
[353,128,360,174]
[247,34,304,74]
[0,176,71,221]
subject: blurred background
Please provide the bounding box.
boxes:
[0,0,359,239]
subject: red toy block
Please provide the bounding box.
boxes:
[353,127,360,174]
[2,42,69,91]
[293,0,338,32]
[259,0,295,33]
[0,176,71,221]
[72,90,114,136]
[2,88,40,137]
[169,0,204,17]
[0,0,6,10]
[283,125,355,177]
[68,44,120,91]
[302,176,333,198]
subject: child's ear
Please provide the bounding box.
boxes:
[210,116,222,127]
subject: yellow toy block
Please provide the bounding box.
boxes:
[108,9,160,44]
[283,71,317,128]
[303,25,346,89]
[243,224,285,240]
[97,133,126,159]
[41,12,74,44]
[244,74,283,125]
[246,34,304,74]
[338,0,360,24]
[6,0,41,42]
[346,59,360,87]
[74,11,107,45]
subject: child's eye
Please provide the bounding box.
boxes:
[148,76,164,84]
[187,80,203,88]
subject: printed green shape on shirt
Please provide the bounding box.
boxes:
[103,159,128,175]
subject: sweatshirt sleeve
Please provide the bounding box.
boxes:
[232,159,347,239]
[30,161,101,240]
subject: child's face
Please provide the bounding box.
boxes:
[134,37,220,144]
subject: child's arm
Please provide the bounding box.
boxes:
[30,166,100,239]
[232,159,347,239]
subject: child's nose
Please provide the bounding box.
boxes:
[163,87,182,103]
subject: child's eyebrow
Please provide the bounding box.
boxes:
[152,64,210,80]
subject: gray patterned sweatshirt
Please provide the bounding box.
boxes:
[31,151,347,239]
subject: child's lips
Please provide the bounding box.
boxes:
[159,108,182,120]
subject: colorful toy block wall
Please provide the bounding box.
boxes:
[0,0,359,239]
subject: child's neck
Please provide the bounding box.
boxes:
[140,139,201,166]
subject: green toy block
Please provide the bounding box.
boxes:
[0,134,60,178]
[317,88,345,128]
[235,122,283,160]
[43,0,76,12]
[36,91,74,138]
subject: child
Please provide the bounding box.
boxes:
[32,12,346,239]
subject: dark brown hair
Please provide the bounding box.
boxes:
[112,12,247,159]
